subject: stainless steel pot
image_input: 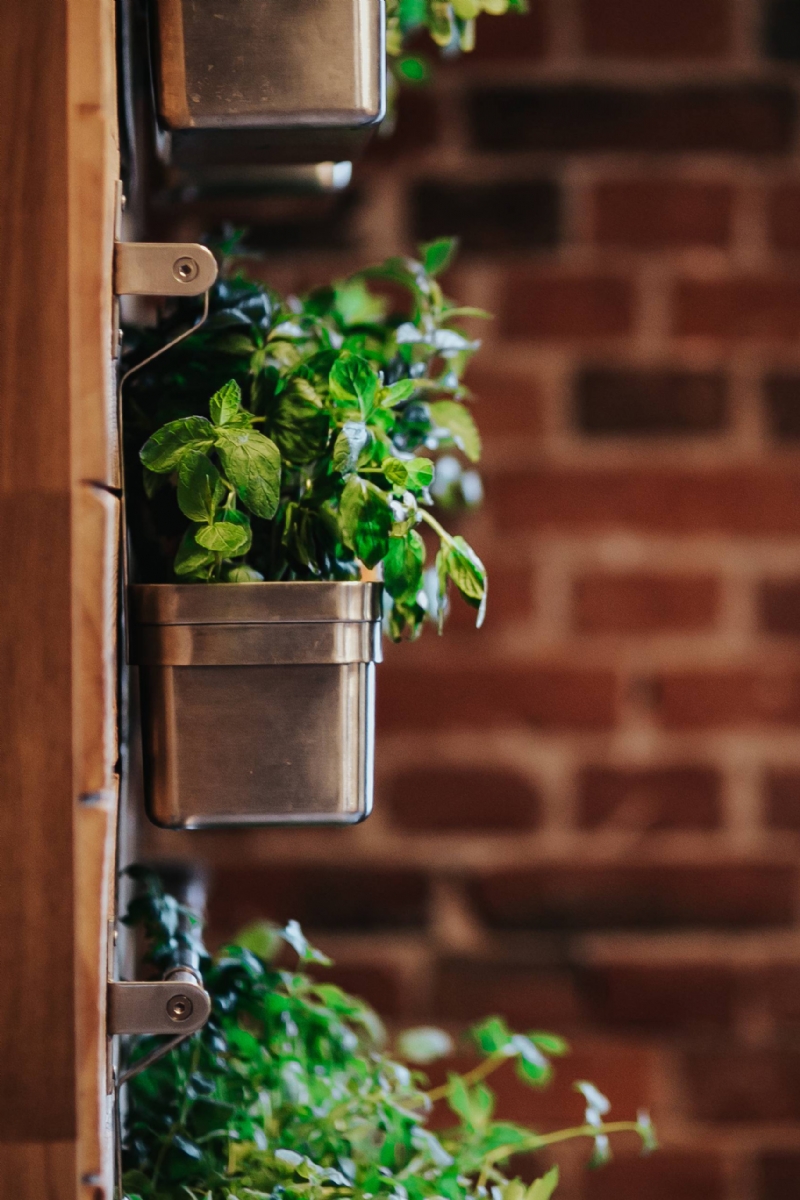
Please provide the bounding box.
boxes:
[129,582,382,829]
[152,0,386,167]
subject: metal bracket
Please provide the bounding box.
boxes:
[108,970,211,1036]
[114,241,218,296]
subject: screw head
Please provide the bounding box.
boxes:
[173,255,199,284]
[166,993,193,1022]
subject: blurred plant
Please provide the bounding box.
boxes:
[386,0,528,90]
[125,238,488,641]
[120,869,657,1200]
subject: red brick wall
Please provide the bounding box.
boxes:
[149,3,800,1197]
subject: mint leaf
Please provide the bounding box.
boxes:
[209,379,242,426]
[420,237,458,277]
[216,429,281,519]
[406,457,435,490]
[429,400,481,462]
[381,378,415,408]
[527,1167,559,1200]
[339,476,392,569]
[382,458,409,487]
[195,510,252,556]
[332,421,368,473]
[445,535,487,626]
[140,416,215,473]
[177,452,225,523]
[329,352,379,417]
[384,530,425,599]
[173,526,216,577]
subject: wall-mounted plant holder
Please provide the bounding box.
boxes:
[129,581,382,828]
[152,0,386,168]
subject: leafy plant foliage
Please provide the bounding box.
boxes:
[386,0,528,85]
[120,871,656,1200]
[125,240,488,640]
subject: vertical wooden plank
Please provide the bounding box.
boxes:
[0,0,118,1196]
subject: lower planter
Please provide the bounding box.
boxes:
[129,581,382,829]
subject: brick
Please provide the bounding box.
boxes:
[765,771,800,829]
[581,962,736,1030]
[412,179,559,254]
[463,366,542,438]
[577,766,722,829]
[767,183,800,251]
[765,0,800,61]
[592,179,733,248]
[468,85,796,155]
[581,0,732,59]
[574,573,720,633]
[469,863,797,929]
[377,667,618,732]
[385,765,540,831]
[502,275,634,340]
[656,670,800,728]
[765,374,800,438]
[368,87,439,159]
[321,963,405,1017]
[584,1151,726,1200]
[576,367,729,435]
[675,277,800,340]
[684,1047,800,1121]
[759,579,800,635]
[207,866,429,937]
[433,959,584,1027]
[469,4,547,61]
[764,964,800,1024]
[759,1152,800,1199]
[488,468,800,535]
[447,563,534,633]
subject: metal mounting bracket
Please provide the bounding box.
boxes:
[114,241,218,296]
[108,970,211,1036]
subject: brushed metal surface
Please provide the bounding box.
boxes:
[113,242,218,296]
[107,979,211,1035]
[129,581,382,625]
[131,620,383,666]
[132,583,380,828]
[155,0,384,129]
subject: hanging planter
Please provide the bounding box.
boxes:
[123,240,488,828]
[152,0,385,168]
[130,581,381,828]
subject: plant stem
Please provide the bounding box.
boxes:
[476,1122,645,1188]
[426,1052,507,1103]
[418,507,454,546]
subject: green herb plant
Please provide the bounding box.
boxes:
[387,0,527,86]
[120,870,656,1200]
[126,239,487,640]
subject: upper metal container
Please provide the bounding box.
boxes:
[152,0,386,166]
[129,582,382,830]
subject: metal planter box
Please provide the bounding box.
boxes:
[129,582,382,829]
[152,0,386,167]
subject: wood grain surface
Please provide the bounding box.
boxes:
[0,0,119,1194]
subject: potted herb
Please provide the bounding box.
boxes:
[124,239,488,828]
[120,871,656,1199]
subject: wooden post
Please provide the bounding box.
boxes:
[0,0,119,1196]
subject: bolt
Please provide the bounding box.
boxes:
[173,255,199,284]
[166,993,193,1022]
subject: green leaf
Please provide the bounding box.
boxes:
[281,919,332,966]
[177,452,225,523]
[225,564,264,582]
[381,379,416,408]
[445,535,487,625]
[420,237,459,277]
[232,920,282,962]
[406,457,435,490]
[527,1167,559,1200]
[383,457,409,487]
[339,477,393,569]
[173,526,215,578]
[396,1026,453,1064]
[140,416,215,473]
[472,1015,513,1055]
[195,510,252,556]
[270,388,330,464]
[329,351,379,417]
[216,429,281,519]
[209,379,242,426]
[529,1032,569,1057]
[429,400,481,462]
[332,421,368,473]
[384,530,425,600]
